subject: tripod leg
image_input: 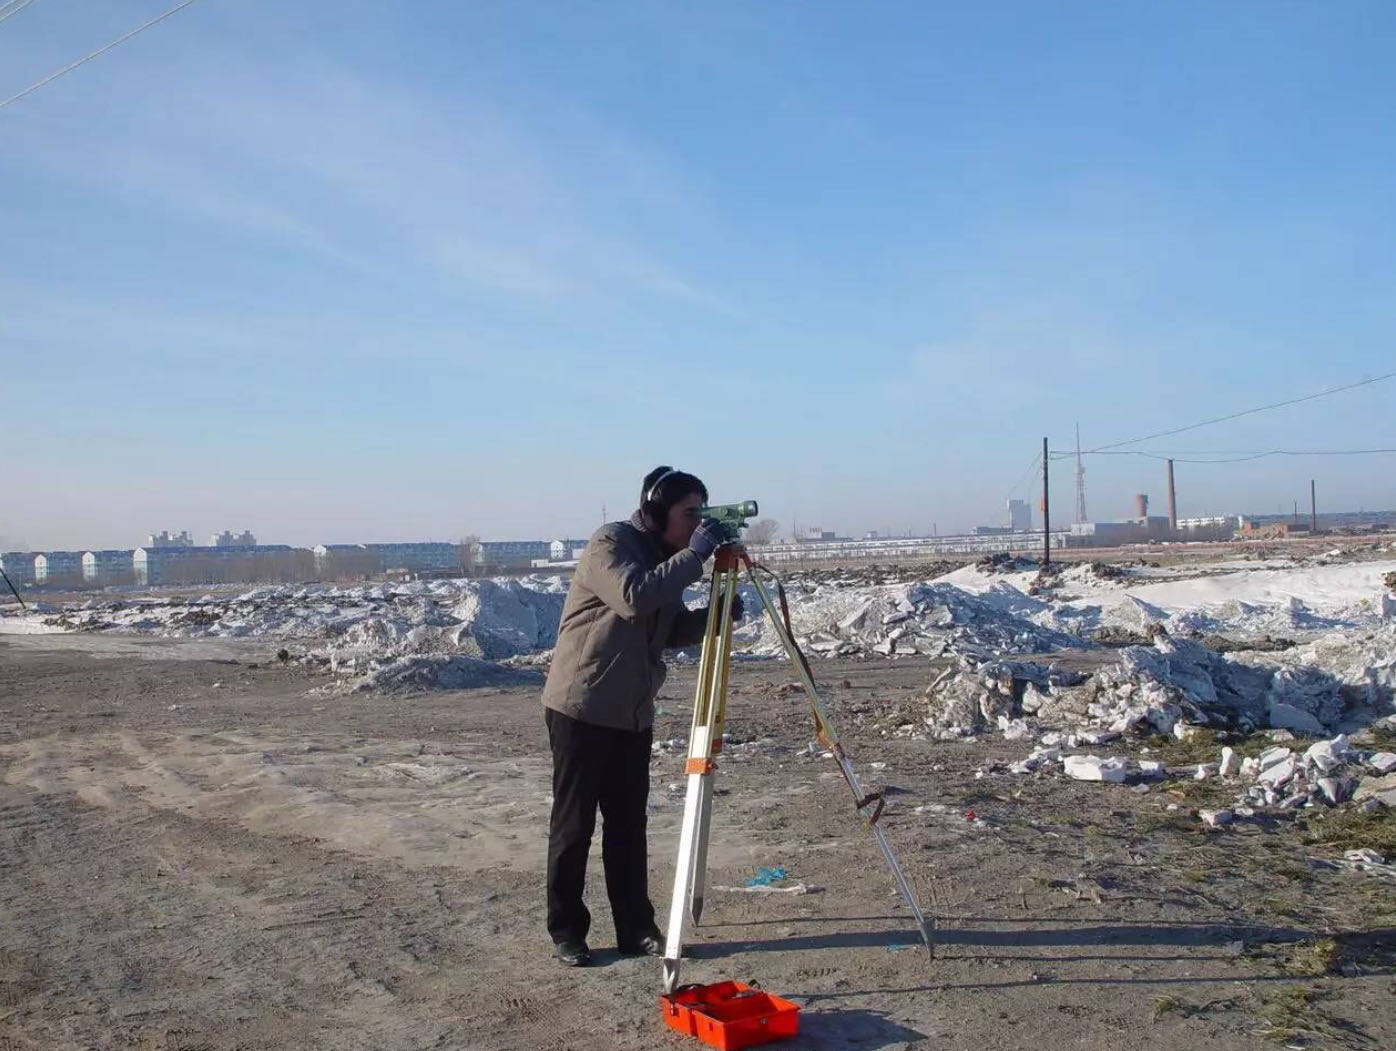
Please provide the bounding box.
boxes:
[0,568,23,609]
[688,566,737,927]
[745,566,936,957]
[662,569,728,993]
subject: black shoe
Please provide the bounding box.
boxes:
[555,940,592,967]
[617,932,665,957]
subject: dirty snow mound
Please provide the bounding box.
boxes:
[350,655,545,693]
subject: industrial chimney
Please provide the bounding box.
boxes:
[1134,493,1149,519]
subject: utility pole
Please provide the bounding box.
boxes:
[1041,436,1051,568]
[1074,423,1088,524]
[1166,459,1178,535]
[1310,479,1317,534]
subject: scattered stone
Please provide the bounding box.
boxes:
[1257,755,1298,789]
[1367,752,1396,775]
[1354,773,1396,807]
[1318,776,1355,806]
[1268,700,1326,736]
[1345,848,1387,866]
[1199,809,1233,827]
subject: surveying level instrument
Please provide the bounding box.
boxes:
[696,500,759,542]
[661,537,934,993]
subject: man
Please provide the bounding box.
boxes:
[540,466,740,967]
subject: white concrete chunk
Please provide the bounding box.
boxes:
[1063,754,1129,783]
[1219,747,1240,778]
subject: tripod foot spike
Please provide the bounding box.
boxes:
[662,958,680,995]
[690,896,704,927]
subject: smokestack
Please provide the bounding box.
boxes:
[1310,479,1317,534]
[1134,493,1149,519]
[1166,459,1178,532]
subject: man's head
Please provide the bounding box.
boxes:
[640,465,709,550]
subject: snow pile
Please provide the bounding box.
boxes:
[943,558,1396,642]
[733,580,1082,661]
[0,577,568,662]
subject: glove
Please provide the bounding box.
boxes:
[729,594,745,622]
[688,519,731,560]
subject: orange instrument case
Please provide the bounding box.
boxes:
[659,981,800,1049]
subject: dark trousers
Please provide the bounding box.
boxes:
[545,708,657,947]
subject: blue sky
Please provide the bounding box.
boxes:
[3,1,1394,550]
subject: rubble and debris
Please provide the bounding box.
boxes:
[345,655,545,693]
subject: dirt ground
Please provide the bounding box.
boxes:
[1,632,1393,1050]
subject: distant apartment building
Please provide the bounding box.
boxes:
[146,530,194,548]
[474,540,552,567]
[35,551,85,584]
[550,539,589,561]
[0,552,35,586]
[1007,499,1032,532]
[312,542,461,578]
[366,542,462,574]
[134,545,308,585]
[210,530,257,547]
[82,550,136,585]
[314,544,375,578]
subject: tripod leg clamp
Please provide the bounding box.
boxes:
[855,791,886,826]
[684,758,717,776]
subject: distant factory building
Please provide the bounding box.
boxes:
[35,551,85,584]
[210,530,257,547]
[1239,519,1312,540]
[1067,515,1173,547]
[0,552,36,586]
[1007,499,1032,532]
[82,550,136,584]
[1176,516,1241,541]
[134,545,307,585]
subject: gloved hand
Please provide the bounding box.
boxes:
[729,593,745,622]
[688,519,731,560]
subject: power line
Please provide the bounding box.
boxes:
[1051,447,1396,464]
[1084,369,1396,454]
[1004,450,1042,501]
[0,0,204,113]
[0,0,38,27]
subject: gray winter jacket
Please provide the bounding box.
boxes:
[541,514,710,732]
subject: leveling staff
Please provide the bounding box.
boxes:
[541,466,742,967]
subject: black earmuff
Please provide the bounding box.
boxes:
[642,468,679,528]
